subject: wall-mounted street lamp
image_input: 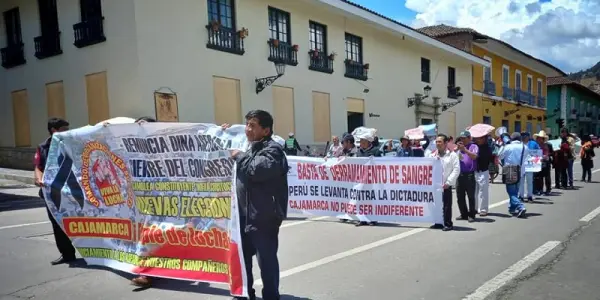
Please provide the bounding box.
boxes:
[441,92,464,111]
[407,85,431,107]
[255,62,286,94]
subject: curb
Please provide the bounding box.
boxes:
[0,173,35,185]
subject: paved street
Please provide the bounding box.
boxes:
[1,162,600,300]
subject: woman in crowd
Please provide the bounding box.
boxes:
[580,135,595,182]
[533,131,553,196]
[326,136,343,158]
[553,136,571,189]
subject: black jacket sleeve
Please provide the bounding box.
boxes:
[234,142,285,183]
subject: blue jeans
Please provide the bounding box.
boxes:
[506,183,525,213]
[567,159,574,186]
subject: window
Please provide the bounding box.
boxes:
[526,122,532,133]
[208,0,234,29]
[570,96,576,112]
[536,123,542,133]
[502,66,509,87]
[344,33,366,80]
[483,56,491,81]
[345,33,362,63]
[73,0,105,48]
[448,67,456,87]
[267,7,296,65]
[269,7,290,44]
[515,71,522,90]
[527,75,533,93]
[537,79,543,96]
[514,121,521,133]
[502,119,510,132]
[4,8,23,46]
[308,21,332,73]
[483,116,491,125]
[421,58,430,83]
[1,8,26,69]
[34,0,62,59]
[205,0,244,55]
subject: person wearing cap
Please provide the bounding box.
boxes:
[455,131,479,222]
[519,132,540,202]
[533,131,553,196]
[560,127,576,188]
[284,132,303,156]
[396,136,414,157]
[497,132,527,217]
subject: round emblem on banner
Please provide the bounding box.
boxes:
[80,141,134,208]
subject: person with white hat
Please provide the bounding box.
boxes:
[284,132,303,156]
[533,130,553,196]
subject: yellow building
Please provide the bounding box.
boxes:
[419,25,566,134]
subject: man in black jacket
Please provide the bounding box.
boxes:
[223,110,289,300]
[34,117,76,265]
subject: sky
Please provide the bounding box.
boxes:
[351,0,600,74]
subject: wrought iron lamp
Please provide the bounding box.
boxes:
[255,62,286,94]
[441,92,464,111]
[407,85,431,107]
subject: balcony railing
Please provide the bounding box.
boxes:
[448,86,460,99]
[308,51,334,74]
[586,112,593,118]
[483,80,496,95]
[267,39,298,66]
[73,16,106,48]
[514,90,533,105]
[502,86,514,100]
[1,43,26,69]
[344,60,367,81]
[206,25,244,55]
[537,96,546,108]
[34,32,62,59]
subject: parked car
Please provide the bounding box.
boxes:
[353,138,401,156]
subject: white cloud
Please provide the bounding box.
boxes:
[406,0,600,73]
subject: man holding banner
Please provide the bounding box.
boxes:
[224,110,288,300]
[34,117,76,265]
[430,134,460,231]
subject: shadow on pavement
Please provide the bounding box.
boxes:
[452,226,476,232]
[0,191,45,212]
[285,216,311,221]
[522,212,543,219]
[486,212,512,218]
[475,217,495,223]
[530,200,554,204]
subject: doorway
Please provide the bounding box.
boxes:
[421,118,433,125]
[347,112,364,133]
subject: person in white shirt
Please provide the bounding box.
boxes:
[429,134,460,231]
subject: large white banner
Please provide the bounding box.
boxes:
[287,156,444,224]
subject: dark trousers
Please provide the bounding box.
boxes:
[554,167,568,188]
[45,203,76,259]
[534,167,551,193]
[456,172,476,218]
[442,188,453,227]
[241,224,281,300]
[582,167,592,181]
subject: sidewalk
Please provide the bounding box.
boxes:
[0,168,34,185]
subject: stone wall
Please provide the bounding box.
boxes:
[0,147,36,170]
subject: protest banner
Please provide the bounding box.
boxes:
[287,156,444,224]
[42,123,249,297]
[524,149,543,173]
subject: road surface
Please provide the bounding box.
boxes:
[1,162,599,300]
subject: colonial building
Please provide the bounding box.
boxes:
[0,0,487,169]
[547,76,600,137]
[419,25,565,134]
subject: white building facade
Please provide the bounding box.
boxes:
[0,0,488,154]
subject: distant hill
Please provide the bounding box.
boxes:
[569,61,600,93]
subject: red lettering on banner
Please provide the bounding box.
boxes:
[358,204,373,215]
[329,164,388,184]
[297,163,320,180]
[340,202,357,214]
[401,165,433,186]
[375,205,424,216]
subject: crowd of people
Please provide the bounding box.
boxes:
[32,112,597,300]
[322,125,596,232]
